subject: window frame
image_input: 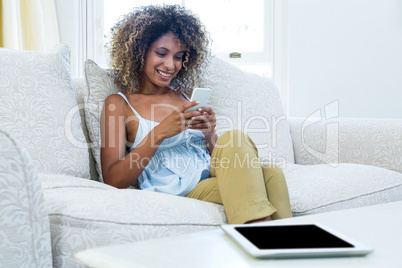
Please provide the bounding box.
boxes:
[90,0,273,70]
[210,0,273,69]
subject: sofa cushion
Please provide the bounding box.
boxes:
[41,175,226,267]
[40,173,115,190]
[283,163,402,216]
[0,44,90,178]
[200,57,295,165]
[84,59,120,182]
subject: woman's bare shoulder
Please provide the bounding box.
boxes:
[105,93,125,102]
[103,93,127,113]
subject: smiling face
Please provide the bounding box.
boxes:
[141,32,186,93]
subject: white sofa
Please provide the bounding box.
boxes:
[0,44,401,267]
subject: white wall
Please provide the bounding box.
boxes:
[55,0,402,118]
[287,0,402,118]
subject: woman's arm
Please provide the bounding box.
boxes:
[100,94,162,188]
[204,131,218,155]
[189,107,217,155]
[101,95,201,188]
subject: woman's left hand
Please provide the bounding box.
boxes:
[187,107,216,135]
[188,107,218,154]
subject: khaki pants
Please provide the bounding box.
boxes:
[186,130,292,224]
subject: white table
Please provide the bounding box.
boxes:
[75,201,402,267]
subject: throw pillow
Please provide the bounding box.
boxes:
[84,59,120,182]
[200,57,295,165]
[0,44,90,178]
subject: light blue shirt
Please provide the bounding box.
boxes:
[117,92,211,196]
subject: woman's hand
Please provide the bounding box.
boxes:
[154,101,202,140]
[188,107,217,154]
[188,107,216,135]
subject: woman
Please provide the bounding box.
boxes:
[101,5,292,224]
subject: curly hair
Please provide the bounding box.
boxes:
[107,4,211,95]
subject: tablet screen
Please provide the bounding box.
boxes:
[234,224,354,250]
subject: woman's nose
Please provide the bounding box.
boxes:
[163,56,174,69]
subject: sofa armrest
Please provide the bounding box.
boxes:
[0,130,52,267]
[288,117,402,173]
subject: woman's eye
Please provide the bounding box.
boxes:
[175,56,183,60]
[155,52,165,57]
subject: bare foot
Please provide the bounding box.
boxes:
[245,216,272,224]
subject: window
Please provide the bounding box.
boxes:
[184,0,272,76]
[94,0,273,77]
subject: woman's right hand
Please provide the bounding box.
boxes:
[154,100,201,140]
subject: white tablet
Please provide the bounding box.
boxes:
[221,223,373,259]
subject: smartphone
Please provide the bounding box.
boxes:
[187,88,211,112]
